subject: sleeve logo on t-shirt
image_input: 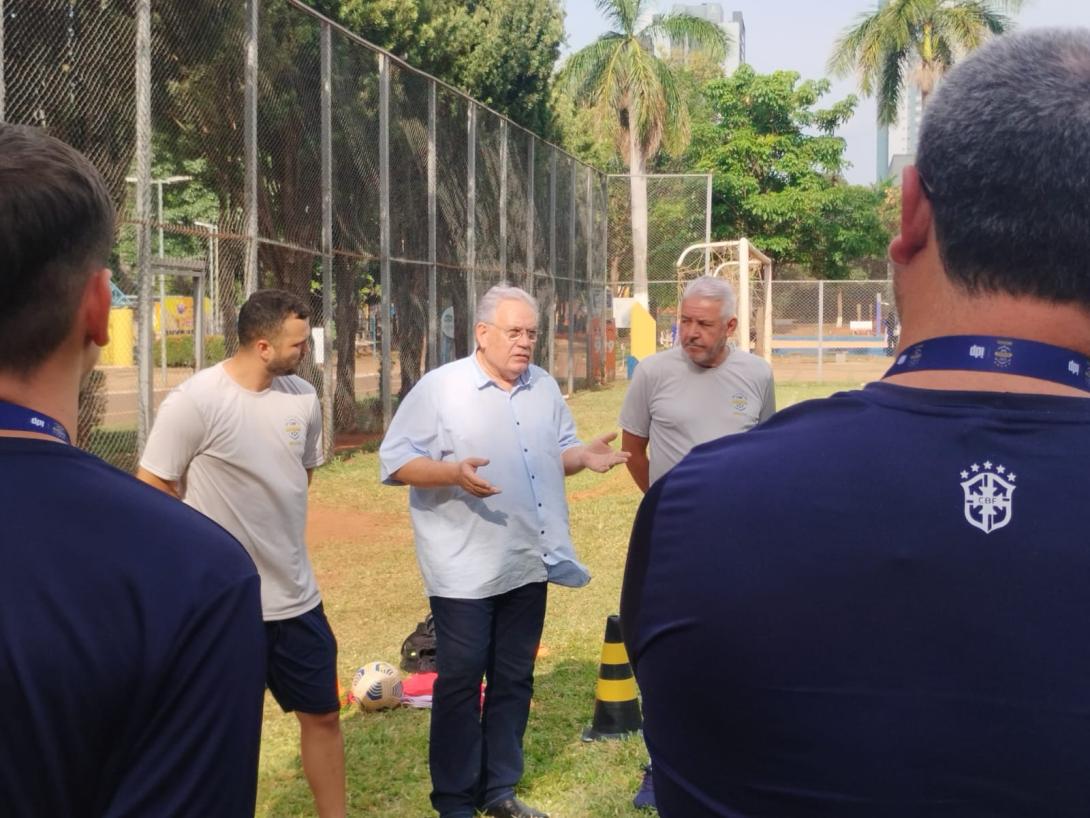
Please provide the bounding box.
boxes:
[284,416,304,442]
[960,461,1016,534]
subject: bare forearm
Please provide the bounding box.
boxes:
[625,454,650,493]
[136,467,181,499]
[621,431,650,493]
[391,457,460,488]
[562,446,586,476]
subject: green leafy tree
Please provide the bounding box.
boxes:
[561,0,728,299]
[690,66,891,278]
[828,0,1021,125]
[332,0,564,135]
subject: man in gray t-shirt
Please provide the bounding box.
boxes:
[620,275,775,491]
[138,289,345,818]
[619,275,775,810]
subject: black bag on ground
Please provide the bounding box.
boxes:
[400,613,437,673]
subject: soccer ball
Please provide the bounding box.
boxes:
[351,661,403,712]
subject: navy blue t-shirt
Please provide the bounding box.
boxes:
[0,438,266,817]
[622,383,1090,818]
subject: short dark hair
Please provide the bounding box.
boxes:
[916,29,1090,304]
[0,124,116,374]
[237,289,311,346]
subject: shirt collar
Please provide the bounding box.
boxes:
[470,352,535,391]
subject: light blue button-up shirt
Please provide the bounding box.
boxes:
[379,354,590,599]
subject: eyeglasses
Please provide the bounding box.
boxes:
[918,171,938,202]
[488,323,538,343]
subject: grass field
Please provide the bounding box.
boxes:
[256,379,858,817]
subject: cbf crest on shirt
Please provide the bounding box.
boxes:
[960,461,1016,534]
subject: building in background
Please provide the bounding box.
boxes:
[651,3,746,76]
[878,86,922,182]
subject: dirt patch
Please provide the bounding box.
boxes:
[332,430,383,454]
[306,503,408,548]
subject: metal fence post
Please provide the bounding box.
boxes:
[548,147,557,373]
[567,160,576,395]
[737,237,750,351]
[135,0,153,450]
[525,139,535,291]
[586,170,599,383]
[499,119,508,277]
[0,0,6,122]
[427,81,438,370]
[243,0,259,296]
[704,173,712,276]
[157,181,167,387]
[466,103,477,346]
[817,279,825,382]
[193,268,205,371]
[379,53,392,428]
[320,21,334,459]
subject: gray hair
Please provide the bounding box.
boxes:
[916,29,1090,304]
[475,283,539,325]
[682,275,737,321]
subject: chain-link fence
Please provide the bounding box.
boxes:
[608,173,711,361]
[5,0,653,467]
[770,279,898,382]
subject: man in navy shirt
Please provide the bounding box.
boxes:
[622,29,1090,818]
[0,123,266,816]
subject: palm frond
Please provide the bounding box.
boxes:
[828,9,889,91]
[653,57,691,157]
[595,0,640,37]
[560,34,625,102]
[877,46,906,125]
[642,13,730,62]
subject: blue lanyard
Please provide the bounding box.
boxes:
[884,335,1090,393]
[0,400,71,443]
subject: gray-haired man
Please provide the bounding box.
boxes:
[379,284,627,818]
[620,275,776,493]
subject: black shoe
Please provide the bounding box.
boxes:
[482,797,549,818]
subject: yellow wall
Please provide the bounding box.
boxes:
[630,302,656,361]
[101,308,134,366]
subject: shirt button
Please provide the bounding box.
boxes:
[531,474,535,479]
[523,448,528,452]
[540,530,545,535]
[537,502,542,507]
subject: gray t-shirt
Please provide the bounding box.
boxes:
[140,362,324,620]
[619,345,775,486]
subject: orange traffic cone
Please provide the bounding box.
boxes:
[582,614,642,741]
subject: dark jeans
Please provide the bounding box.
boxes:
[428,582,548,818]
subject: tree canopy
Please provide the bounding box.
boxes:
[689,66,891,278]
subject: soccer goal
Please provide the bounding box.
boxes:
[675,239,773,361]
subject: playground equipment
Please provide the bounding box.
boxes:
[675,240,772,361]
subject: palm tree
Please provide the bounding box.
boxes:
[562,0,728,300]
[828,0,1022,126]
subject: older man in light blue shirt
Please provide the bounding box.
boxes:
[380,284,626,818]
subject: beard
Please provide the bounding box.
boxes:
[266,355,300,377]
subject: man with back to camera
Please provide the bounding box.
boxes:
[620,274,775,493]
[622,28,1090,817]
[618,274,774,808]
[0,124,265,815]
[379,284,629,818]
[137,289,345,818]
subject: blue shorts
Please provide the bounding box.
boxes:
[265,602,340,714]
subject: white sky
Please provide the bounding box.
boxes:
[562,0,1090,184]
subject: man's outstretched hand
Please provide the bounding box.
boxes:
[579,431,631,473]
[456,457,502,497]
